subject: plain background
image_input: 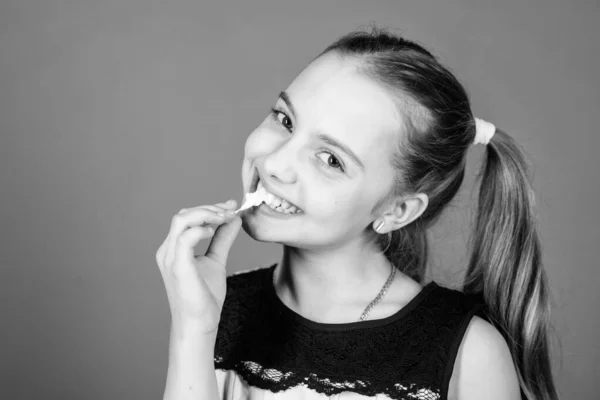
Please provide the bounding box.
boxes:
[1,0,598,398]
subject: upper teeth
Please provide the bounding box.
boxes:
[256,180,302,214]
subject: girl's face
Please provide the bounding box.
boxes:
[240,52,405,250]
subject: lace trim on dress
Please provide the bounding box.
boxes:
[215,359,441,400]
[215,264,485,400]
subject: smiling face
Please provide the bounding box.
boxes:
[240,51,407,251]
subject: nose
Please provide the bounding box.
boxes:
[262,138,298,185]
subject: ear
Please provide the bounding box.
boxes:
[379,193,428,232]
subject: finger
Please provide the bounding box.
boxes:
[166,200,238,266]
[156,235,173,271]
[205,213,242,267]
[177,200,235,215]
[222,199,237,210]
[165,209,231,267]
[173,225,215,274]
[200,200,237,215]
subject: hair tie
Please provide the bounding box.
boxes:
[474,118,496,145]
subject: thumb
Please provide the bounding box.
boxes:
[204,215,242,266]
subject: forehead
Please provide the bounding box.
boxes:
[283,53,403,166]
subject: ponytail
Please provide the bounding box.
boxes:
[463,129,559,400]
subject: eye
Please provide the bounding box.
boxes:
[270,108,293,132]
[316,151,344,172]
[269,107,345,173]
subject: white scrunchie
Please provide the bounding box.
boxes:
[474,118,496,145]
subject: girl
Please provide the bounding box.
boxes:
[156,26,558,400]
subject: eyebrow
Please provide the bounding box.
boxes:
[278,91,365,171]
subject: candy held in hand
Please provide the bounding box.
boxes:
[235,185,266,214]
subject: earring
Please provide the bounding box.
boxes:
[375,220,385,233]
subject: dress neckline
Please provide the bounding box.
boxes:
[265,263,437,332]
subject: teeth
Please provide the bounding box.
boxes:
[265,192,277,205]
[268,203,283,212]
[266,202,301,214]
[280,199,292,210]
[257,180,301,212]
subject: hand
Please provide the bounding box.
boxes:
[155,199,242,335]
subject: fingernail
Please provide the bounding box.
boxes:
[226,210,235,215]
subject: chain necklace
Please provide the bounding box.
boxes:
[272,263,396,322]
[359,263,396,321]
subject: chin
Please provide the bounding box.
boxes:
[241,215,302,247]
[240,214,275,243]
[240,218,262,241]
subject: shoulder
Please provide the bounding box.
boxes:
[222,263,275,307]
[449,316,521,400]
[226,263,274,287]
[227,263,274,278]
[216,264,275,346]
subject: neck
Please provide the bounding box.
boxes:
[273,240,396,323]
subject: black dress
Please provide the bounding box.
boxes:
[214,263,487,400]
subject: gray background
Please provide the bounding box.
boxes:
[1,0,597,398]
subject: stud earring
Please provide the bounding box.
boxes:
[375,220,385,233]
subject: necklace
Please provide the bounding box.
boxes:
[272,263,396,322]
[359,263,396,321]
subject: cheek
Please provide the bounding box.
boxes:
[314,194,355,218]
[243,129,262,158]
[240,158,252,187]
[326,190,372,221]
[244,119,281,156]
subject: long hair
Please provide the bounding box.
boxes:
[319,25,558,400]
